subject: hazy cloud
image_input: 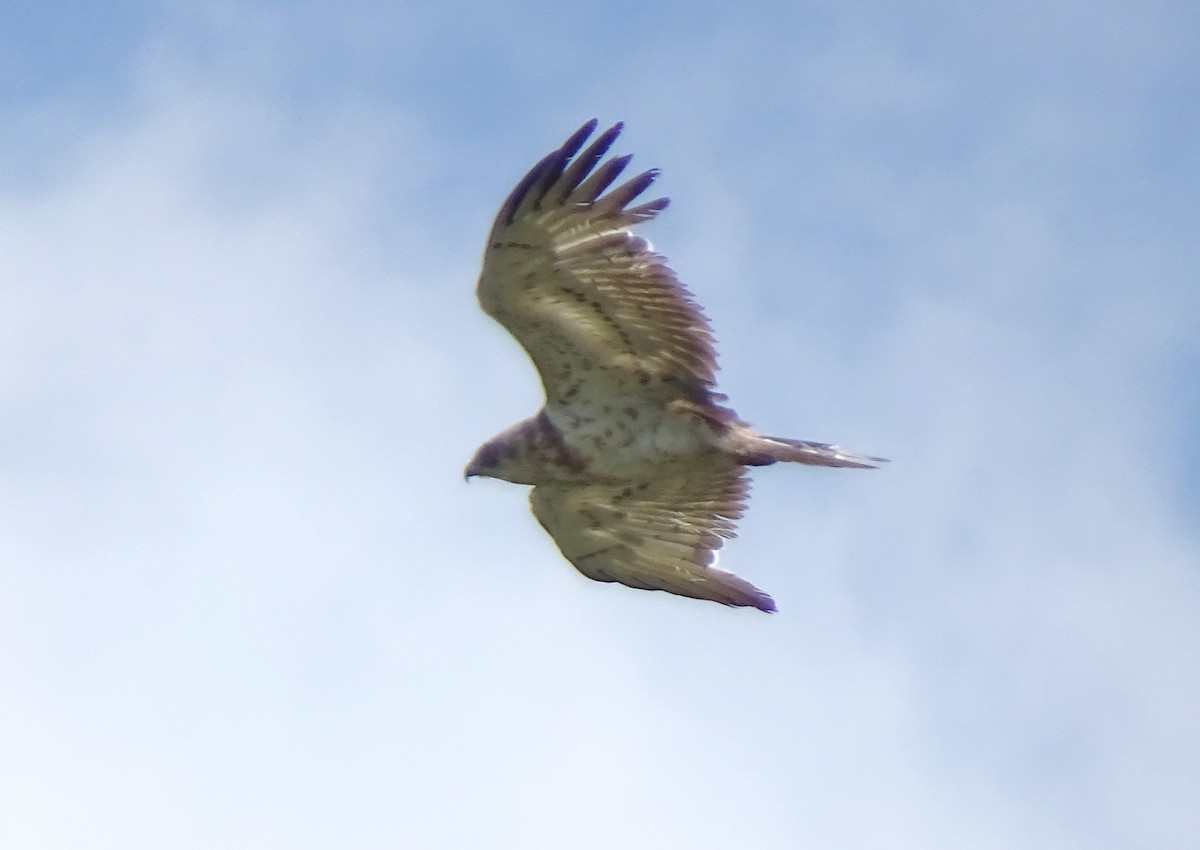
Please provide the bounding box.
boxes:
[2,2,1197,848]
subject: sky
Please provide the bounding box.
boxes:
[2,1,1198,847]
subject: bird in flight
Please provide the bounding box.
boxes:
[465,120,885,612]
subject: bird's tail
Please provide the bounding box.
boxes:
[737,433,888,469]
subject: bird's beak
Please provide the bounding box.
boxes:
[463,463,476,481]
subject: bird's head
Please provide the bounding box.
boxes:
[464,419,545,485]
[463,440,502,481]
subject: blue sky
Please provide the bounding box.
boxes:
[2,1,1198,847]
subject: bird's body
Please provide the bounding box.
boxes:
[466,120,885,612]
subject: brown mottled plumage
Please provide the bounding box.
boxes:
[465,120,885,612]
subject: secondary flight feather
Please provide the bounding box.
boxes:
[465,119,885,612]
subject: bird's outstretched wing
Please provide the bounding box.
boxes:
[529,466,775,612]
[478,120,721,409]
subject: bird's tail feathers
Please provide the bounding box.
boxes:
[741,435,888,469]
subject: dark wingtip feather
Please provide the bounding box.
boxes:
[496,119,676,226]
[496,119,603,225]
[569,153,634,205]
[600,168,660,213]
[561,118,600,160]
[623,196,670,223]
[552,121,626,203]
[497,152,553,225]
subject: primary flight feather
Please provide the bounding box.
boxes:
[465,120,885,612]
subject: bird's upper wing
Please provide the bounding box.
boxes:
[529,466,775,612]
[478,120,721,409]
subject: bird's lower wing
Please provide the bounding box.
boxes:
[529,468,775,612]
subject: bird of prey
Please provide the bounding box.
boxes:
[465,120,885,612]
